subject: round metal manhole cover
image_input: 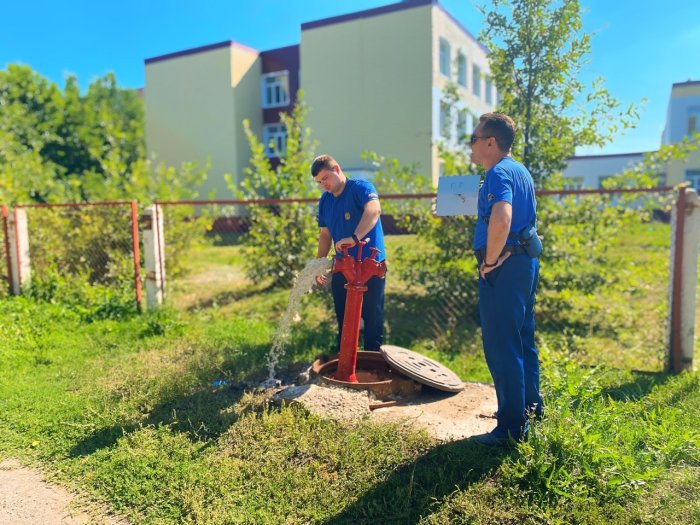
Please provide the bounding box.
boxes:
[380,345,465,392]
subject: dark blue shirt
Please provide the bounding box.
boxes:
[318,179,386,262]
[473,156,537,250]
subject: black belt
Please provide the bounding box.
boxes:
[474,245,527,262]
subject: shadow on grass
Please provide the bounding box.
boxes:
[598,369,672,402]
[68,384,247,458]
[324,437,512,524]
[68,324,337,458]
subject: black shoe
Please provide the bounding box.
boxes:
[472,431,511,447]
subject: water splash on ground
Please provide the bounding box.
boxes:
[261,258,333,388]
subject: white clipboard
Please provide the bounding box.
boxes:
[436,175,480,216]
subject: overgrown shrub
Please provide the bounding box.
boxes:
[228,94,319,288]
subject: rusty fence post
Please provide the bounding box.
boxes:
[669,185,700,373]
[130,200,143,313]
[2,205,12,294]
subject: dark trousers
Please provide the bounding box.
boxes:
[479,255,542,439]
[331,273,385,352]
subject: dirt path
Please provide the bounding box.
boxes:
[0,459,125,525]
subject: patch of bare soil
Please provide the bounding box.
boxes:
[371,382,498,441]
[273,381,497,441]
[0,459,126,525]
[273,384,371,420]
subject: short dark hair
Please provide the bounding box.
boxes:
[311,154,338,177]
[479,113,517,152]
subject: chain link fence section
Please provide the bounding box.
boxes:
[17,201,142,313]
[536,189,674,371]
[1,205,10,297]
[381,189,675,372]
[157,198,339,312]
[154,189,675,372]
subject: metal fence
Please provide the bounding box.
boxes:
[0,187,693,373]
[150,188,679,372]
[6,201,142,311]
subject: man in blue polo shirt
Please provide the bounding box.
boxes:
[470,113,543,446]
[312,154,386,351]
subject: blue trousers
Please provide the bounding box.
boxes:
[331,273,385,351]
[479,254,542,438]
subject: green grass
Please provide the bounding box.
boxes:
[537,220,672,372]
[1,298,698,524]
[1,221,699,524]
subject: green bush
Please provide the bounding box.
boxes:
[228,94,319,288]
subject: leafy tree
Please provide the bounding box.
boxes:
[369,0,700,343]
[0,65,68,203]
[0,65,148,204]
[227,92,319,288]
[0,63,205,206]
[0,64,208,308]
[479,0,639,185]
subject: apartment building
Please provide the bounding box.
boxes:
[144,0,495,198]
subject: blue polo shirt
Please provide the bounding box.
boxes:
[318,179,386,262]
[473,156,537,250]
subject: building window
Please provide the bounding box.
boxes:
[439,38,451,78]
[457,110,468,141]
[440,101,451,139]
[688,107,700,136]
[598,175,612,188]
[261,71,290,109]
[686,170,700,191]
[472,65,481,97]
[457,52,467,87]
[485,76,493,105]
[564,176,584,190]
[263,123,287,157]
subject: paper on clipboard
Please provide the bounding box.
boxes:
[436,175,480,216]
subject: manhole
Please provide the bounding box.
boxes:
[312,351,422,400]
[380,345,465,392]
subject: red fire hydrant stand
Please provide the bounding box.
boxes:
[333,240,387,383]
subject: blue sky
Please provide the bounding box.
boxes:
[2,0,698,155]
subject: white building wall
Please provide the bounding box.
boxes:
[663,82,700,145]
[431,5,494,182]
[563,153,648,189]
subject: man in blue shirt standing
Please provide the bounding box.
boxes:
[312,154,386,351]
[470,113,543,446]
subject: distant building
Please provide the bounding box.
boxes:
[144,0,495,198]
[663,80,700,191]
[563,152,650,189]
[563,80,700,190]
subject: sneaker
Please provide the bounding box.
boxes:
[472,429,518,447]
